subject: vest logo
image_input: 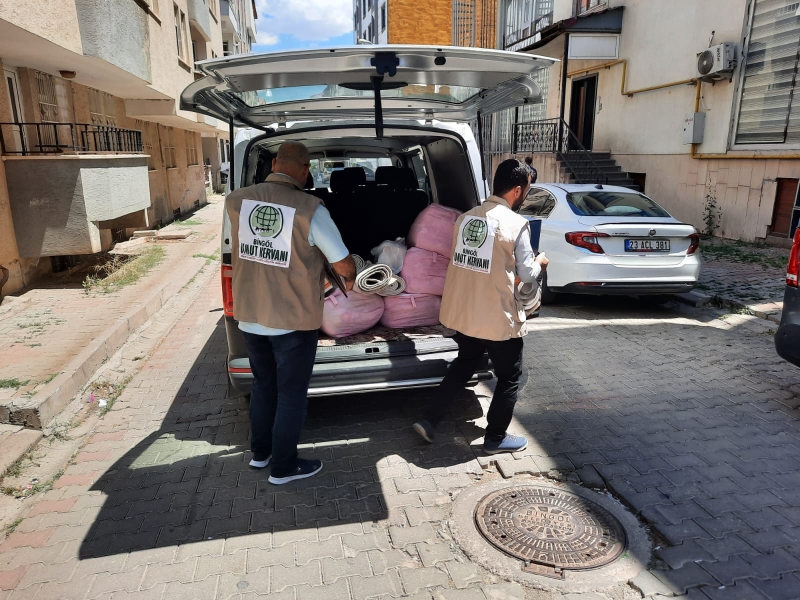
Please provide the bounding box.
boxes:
[249,204,284,239]
[462,218,488,248]
[238,200,296,269]
[453,216,494,274]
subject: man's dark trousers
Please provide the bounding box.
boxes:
[241,329,318,476]
[424,333,524,441]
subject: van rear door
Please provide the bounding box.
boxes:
[180,46,556,126]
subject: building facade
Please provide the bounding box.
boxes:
[0,0,257,296]
[498,0,800,243]
[353,0,497,47]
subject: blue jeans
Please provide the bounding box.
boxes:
[241,329,319,477]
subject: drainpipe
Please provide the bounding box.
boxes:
[558,33,570,152]
[155,125,174,222]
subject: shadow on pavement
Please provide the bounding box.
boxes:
[78,315,485,559]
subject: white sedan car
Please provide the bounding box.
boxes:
[520,184,701,303]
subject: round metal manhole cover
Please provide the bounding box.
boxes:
[475,486,626,571]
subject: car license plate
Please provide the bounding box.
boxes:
[624,239,670,252]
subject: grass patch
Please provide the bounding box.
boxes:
[0,378,29,389]
[16,321,44,329]
[193,249,220,265]
[43,373,58,385]
[83,245,166,294]
[174,219,202,226]
[701,238,788,270]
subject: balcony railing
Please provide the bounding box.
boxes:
[0,122,143,156]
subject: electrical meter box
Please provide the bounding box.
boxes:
[683,112,705,145]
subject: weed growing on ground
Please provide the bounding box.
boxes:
[1,469,65,499]
[703,181,722,236]
[4,450,35,478]
[4,518,22,534]
[89,376,133,416]
[83,245,166,294]
[0,378,29,389]
[174,219,202,226]
[43,373,58,384]
[193,249,220,265]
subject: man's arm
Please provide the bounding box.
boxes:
[309,205,356,291]
[514,227,548,283]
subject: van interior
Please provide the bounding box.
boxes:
[238,124,482,347]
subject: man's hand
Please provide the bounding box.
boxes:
[535,252,549,270]
[332,255,356,292]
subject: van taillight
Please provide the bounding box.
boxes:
[221,264,234,316]
[787,229,800,288]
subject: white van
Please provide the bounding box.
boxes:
[180,45,554,397]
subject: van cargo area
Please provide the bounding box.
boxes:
[222,122,493,396]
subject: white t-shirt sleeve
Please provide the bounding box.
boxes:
[514,228,542,284]
[308,205,350,263]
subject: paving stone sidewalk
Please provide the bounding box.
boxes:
[0,274,798,598]
[696,239,790,322]
[0,197,223,428]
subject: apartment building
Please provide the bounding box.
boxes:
[0,0,257,296]
[496,0,800,243]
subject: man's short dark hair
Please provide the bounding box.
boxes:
[524,156,533,166]
[493,159,532,196]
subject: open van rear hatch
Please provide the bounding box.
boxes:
[180,45,556,131]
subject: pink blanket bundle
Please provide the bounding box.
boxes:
[407,204,461,257]
[321,289,385,338]
[380,293,442,328]
[401,247,448,296]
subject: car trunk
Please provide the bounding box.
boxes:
[578,218,697,267]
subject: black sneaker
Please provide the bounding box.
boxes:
[268,459,323,485]
[413,420,435,444]
[249,453,271,469]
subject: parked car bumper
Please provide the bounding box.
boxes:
[552,281,697,296]
[775,285,800,368]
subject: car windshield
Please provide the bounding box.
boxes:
[232,84,482,107]
[566,191,671,218]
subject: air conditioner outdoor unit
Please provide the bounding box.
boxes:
[697,43,736,82]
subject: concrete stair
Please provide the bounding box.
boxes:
[557,151,640,190]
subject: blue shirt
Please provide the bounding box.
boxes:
[238,204,349,337]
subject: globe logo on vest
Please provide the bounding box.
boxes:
[249,205,283,239]
[463,218,488,248]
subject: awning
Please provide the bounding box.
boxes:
[505,7,624,53]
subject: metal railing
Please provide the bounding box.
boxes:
[513,118,608,184]
[0,122,143,156]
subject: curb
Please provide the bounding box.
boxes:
[675,291,783,324]
[1,251,211,430]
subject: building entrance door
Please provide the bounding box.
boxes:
[569,75,597,150]
[772,178,799,237]
[3,68,25,153]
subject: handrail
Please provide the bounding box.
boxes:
[513,117,608,184]
[0,122,143,156]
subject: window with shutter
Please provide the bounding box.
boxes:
[735,0,800,145]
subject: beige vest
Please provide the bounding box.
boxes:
[226,173,325,331]
[439,196,530,341]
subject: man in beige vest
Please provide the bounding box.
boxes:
[413,159,548,454]
[226,141,355,485]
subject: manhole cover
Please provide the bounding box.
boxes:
[475,486,626,577]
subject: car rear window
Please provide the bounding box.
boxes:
[566,191,671,217]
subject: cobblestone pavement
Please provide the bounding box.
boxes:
[697,240,790,322]
[0,276,799,599]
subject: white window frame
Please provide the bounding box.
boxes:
[729,0,800,150]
